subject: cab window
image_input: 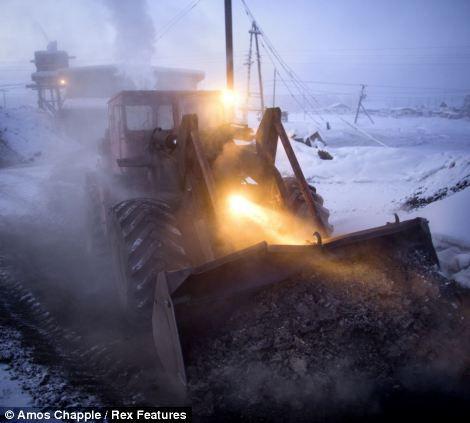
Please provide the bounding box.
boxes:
[125,105,153,130]
[156,104,174,130]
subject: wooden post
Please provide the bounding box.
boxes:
[243,26,254,123]
[253,22,265,112]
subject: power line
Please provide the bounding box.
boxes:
[154,0,203,43]
[239,0,326,124]
[239,0,391,147]
[288,61,470,66]
[256,33,322,125]
[275,79,470,92]
[273,45,470,52]
[277,52,470,58]
[258,36,320,125]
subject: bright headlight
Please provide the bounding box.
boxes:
[220,89,238,107]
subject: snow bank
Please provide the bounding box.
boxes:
[0,106,72,164]
[409,188,470,244]
[0,364,32,406]
[276,132,470,288]
[277,142,469,218]
[284,113,470,149]
[278,142,467,185]
[408,189,470,287]
[0,107,95,227]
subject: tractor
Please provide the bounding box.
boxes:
[86,89,438,389]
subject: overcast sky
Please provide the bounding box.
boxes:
[1,0,470,100]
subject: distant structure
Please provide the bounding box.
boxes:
[326,102,351,115]
[28,43,204,113]
[56,64,205,142]
[28,43,205,142]
[56,65,204,100]
[27,41,74,114]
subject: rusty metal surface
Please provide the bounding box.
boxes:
[189,125,218,209]
[255,108,279,165]
[153,272,188,388]
[274,118,327,236]
[170,217,438,303]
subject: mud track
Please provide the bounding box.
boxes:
[0,238,181,408]
[1,220,470,421]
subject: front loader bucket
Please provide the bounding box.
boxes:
[152,217,438,389]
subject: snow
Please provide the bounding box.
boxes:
[274,114,470,287]
[276,142,469,229]
[408,189,470,287]
[0,364,32,406]
[1,105,470,290]
[0,107,94,228]
[284,112,470,149]
[0,106,75,162]
[62,98,109,110]
[409,189,470,244]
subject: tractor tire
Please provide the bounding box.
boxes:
[85,172,108,258]
[109,198,188,325]
[283,176,333,237]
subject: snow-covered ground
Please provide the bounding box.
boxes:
[0,364,32,406]
[0,103,469,406]
[275,113,470,287]
[1,106,469,290]
[0,106,74,163]
[0,106,100,406]
[285,112,470,150]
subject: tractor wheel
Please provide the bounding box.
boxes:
[85,172,108,257]
[283,176,333,237]
[109,198,188,325]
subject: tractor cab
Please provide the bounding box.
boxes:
[106,90,230,173]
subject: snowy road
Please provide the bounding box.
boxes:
[0,363,32,407]
[0,106,469,409]
[1,106,469,286]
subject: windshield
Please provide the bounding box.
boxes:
[180,94,224,129]
[125,103,175,131]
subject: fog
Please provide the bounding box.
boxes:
[0,1,470,415]
[1,0,470,96]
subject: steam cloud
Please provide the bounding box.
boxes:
[102,0,155,64]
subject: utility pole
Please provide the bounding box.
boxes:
[354,84,374,124]
[224,0,234,90]
[243,24,254,122]
[243,21,265,120]
[354,85,365,124]
[252,22,264,113]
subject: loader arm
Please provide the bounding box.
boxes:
[256,107,328,237]
[178,107,330,240]
[177,114,218,211]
